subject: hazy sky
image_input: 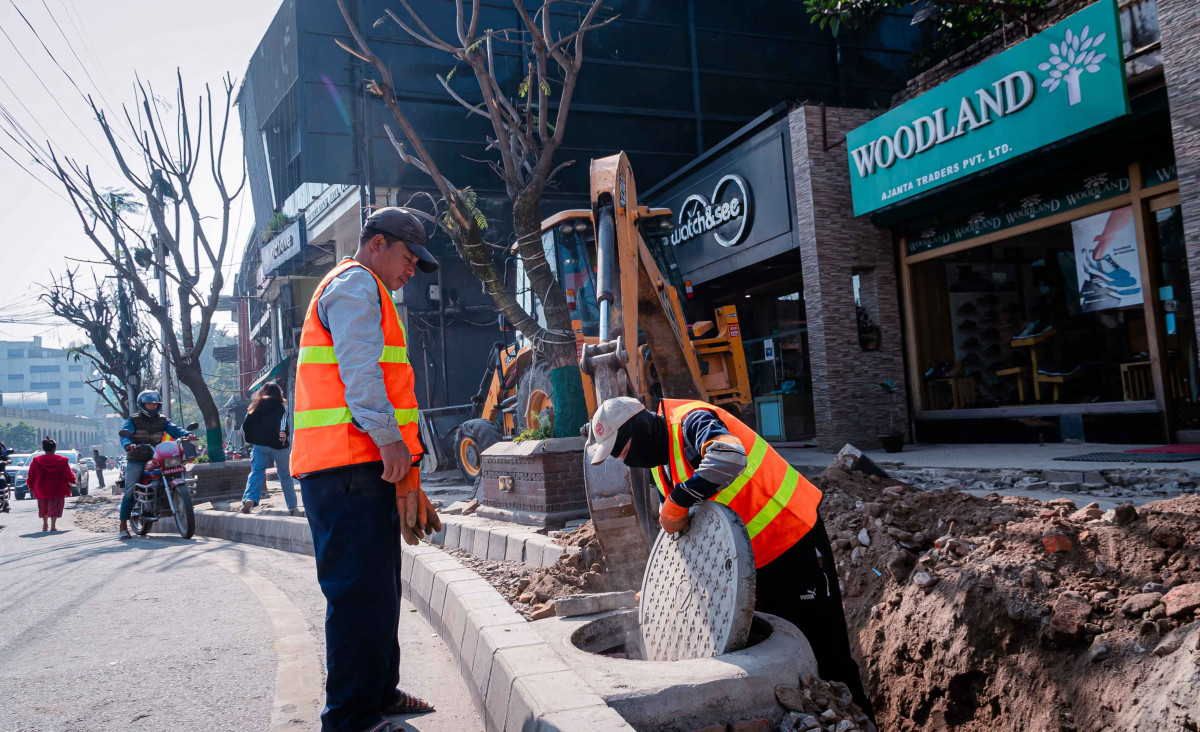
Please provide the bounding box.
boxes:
[0,0,281,348]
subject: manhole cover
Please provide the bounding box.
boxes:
[638,501,756,661]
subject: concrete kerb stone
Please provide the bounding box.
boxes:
[443,519,462,547]
[471,623,544,718]
[487,643,570,732]
[472,526,493,558]
[430,568,484,633]
[505,533,528,563]
[487,527,521,561]
[460,524,478,552]
[507,672,610,732]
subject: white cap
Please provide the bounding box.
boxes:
[586,397,646,465]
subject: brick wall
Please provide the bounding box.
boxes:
[1158,0,1200,352]
[789,105,910,451]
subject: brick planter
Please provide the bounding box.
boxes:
[189,460,253,503]
[477,438,589,529]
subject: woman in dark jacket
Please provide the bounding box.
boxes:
[239,382,296,513]
[28,437,75,532]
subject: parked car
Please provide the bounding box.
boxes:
[58,450,90,496]
[10,454,33,500]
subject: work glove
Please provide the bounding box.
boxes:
[658,495,690,534]
[395,468,442,545]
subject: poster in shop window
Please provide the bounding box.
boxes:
[1071,206,1142,313]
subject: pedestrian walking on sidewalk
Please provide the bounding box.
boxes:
[92,449,107,488]
[292,208,443,732]
[28,437,75,532]
[239,382,297,513]
[586,397,877,723]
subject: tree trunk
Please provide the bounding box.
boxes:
[175,361,225,463]
[511,191,589,439]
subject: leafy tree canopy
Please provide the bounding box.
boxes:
[805,0,1051,72]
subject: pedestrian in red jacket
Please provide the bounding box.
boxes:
[28,437,75,532]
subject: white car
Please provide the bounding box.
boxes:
[12,450,90,498]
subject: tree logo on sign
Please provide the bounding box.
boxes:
[1038,25,1107,106]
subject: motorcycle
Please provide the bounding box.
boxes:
[119,423,201,539]
[0,448,12,513]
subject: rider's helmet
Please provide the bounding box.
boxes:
[137,390,163,418]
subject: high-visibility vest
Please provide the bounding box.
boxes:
[649,399,822,567]
[290,259,421,477]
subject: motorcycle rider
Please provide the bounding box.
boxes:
[117,390,195,540]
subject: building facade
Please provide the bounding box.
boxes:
[232,0,927,419]
[0,336,103,419]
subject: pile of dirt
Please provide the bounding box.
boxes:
[71,495,118,534]
[816,463,1200,731]
[444,546,532,599]
[509,521,609,619]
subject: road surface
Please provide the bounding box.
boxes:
[0,494,481,732]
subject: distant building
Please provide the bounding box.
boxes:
[0,336,102,419]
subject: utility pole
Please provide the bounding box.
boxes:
[116,279,137,416]
[111,192,137,416]
[154,233,172,419]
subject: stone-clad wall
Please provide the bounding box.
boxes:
[789,105,909,451]
[1158,0,1200,355]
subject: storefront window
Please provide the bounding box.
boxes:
[740,284,815,440]
[912,207,1152,410]
[1153,205,1200,425]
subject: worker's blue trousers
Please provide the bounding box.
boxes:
[302,463,402,732]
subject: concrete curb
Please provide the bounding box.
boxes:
[193,508,632,731]
[195,508,314,556]
[431,514,579,569]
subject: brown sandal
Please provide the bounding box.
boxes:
[382,690,435,715]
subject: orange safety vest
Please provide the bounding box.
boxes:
[649,399,822,567]
[290,259,421,477]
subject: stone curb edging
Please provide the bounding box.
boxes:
[431,514,580,569]
[194,508,314,556]
[192,508,632,732]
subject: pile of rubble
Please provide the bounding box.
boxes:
[507,521,609,619]
[775,675,874,732]
[70,495,118,533]
[888,465,1196,499]
[816,463,1200,730]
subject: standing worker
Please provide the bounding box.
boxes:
[291,208,442,732]
[586,396,876,721]
[92,449,107,489]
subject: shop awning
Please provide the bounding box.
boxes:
[248,359,286,393]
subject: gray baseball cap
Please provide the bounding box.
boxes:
[363,207,439,273]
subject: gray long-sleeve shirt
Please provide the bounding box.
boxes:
[316,259,405,447]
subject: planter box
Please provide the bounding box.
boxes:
[477,438,589,529]
[189,460,253,503]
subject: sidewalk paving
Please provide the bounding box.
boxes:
[778,442,1200,474]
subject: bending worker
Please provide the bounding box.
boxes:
[291,207,442,732]
[586,396,875,720]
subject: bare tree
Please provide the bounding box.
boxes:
[336,0,614,437]
[40,267,157,414]
[40,72,245,461]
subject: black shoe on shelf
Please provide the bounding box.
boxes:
[1012,318,1055,341]
[980,327,1000,341]
[961,337,982,350]
[1037,360,1081,377]
[956,302,978,316]
[959,319,978,332]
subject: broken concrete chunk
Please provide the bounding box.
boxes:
[857,528,871,547]
[1163,583,1200,618]
[1112,503,1139,526]
[913,571,938,590]
[1150,524,1187,550]
[1048,594,1092,645]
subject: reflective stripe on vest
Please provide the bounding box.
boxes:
[656,398,822,567]
[290,259,421,477]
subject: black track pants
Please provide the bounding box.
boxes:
[755,515,876,722]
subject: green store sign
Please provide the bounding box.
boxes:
[847,0,1129,216]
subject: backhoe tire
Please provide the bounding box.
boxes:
[455,419,503,484]
[515,360,555,433]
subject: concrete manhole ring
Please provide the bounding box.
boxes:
[638,501,756,661]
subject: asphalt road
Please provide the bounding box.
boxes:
[0,494,481,732]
